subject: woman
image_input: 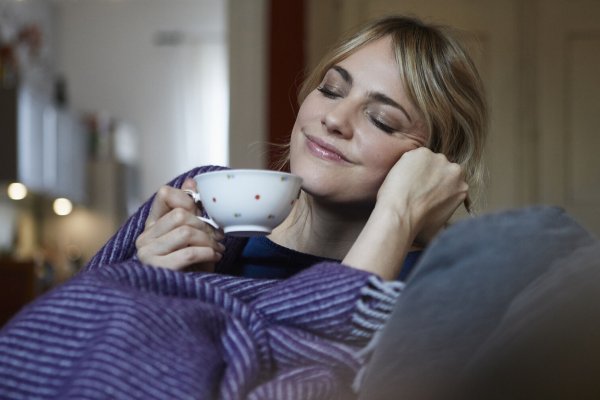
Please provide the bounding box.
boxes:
[135,15,487,281]
[0,15,487,400]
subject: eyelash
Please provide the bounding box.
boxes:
[369,117,395,134]
[317,85,396,134]
[317,86,339,99]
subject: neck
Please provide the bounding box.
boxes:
[268,192,373,260]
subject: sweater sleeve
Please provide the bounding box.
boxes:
[250,262,404,343]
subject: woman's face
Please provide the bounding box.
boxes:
[290,36,429,206]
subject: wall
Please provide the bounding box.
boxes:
[227,0,268,170]
[3,0,269,200]
[55,0,228,199]
[303,0,600,235]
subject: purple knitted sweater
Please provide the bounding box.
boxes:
[0,166,403,400]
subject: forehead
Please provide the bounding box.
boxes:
[335,37,403,93]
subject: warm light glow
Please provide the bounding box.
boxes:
[7,183,28,200]
[53,198,73,216]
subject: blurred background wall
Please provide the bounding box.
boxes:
[0,0,599,324]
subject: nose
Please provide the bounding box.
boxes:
[321,99,355,138]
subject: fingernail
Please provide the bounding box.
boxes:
[217,243,226,252]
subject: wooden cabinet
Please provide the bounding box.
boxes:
[0,259,36,327]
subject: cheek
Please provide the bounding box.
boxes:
[288,129,305,173]
[289,96,320,168]
[361,140,407,172]
[357,140,419,193]
[295,92,322,122]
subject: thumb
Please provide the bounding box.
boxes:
[181,178,197,191]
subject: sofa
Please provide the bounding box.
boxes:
[359,206,600,399]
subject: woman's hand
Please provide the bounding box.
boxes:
[376,147,469,244]
[343,148,467,280]
[377,147,469,245]
[135,178,225,271]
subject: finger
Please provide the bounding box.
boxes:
[165,208,224,240]
[147,246,223,271]
[181,178,208,215]
[137,207,225,255]
[181,178,197,191]
[142,207,207,241]
[146,185,198,227]
[144,224,225,256]
[136,229,225,267]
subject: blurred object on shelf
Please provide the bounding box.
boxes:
[83,111,117,161]
[53,74,67,108]
[113,121,139,166]
[0,41,17,87]
[16,23,42,59]
[65,242,83,273]
[84,111,141,219]
[35,256,55,294]
[0,201,17,257]
[83,111,138,164]
[0,22,43,88]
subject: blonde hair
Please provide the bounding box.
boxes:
[289,15,488,200]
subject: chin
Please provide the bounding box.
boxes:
[291,164,333,197]
[296,169,377,209]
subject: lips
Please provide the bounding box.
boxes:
[305,134,350,163]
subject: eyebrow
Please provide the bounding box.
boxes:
[331,65,413,123]
[368,92,412,123]
[332,65,352,85]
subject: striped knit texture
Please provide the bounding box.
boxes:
[0,166,403,400]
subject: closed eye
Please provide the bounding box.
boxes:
[370,117,395,134]
[366,109,397,134]
[317,86,341,99]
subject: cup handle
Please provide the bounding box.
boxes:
[197,216,220,230]
[182,189,220,230]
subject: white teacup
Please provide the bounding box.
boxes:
[185,169,303,237]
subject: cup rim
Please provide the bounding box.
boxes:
[194,169,301,180]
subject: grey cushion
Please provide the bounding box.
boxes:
[461,242,600,399]
[359,206,598,400]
